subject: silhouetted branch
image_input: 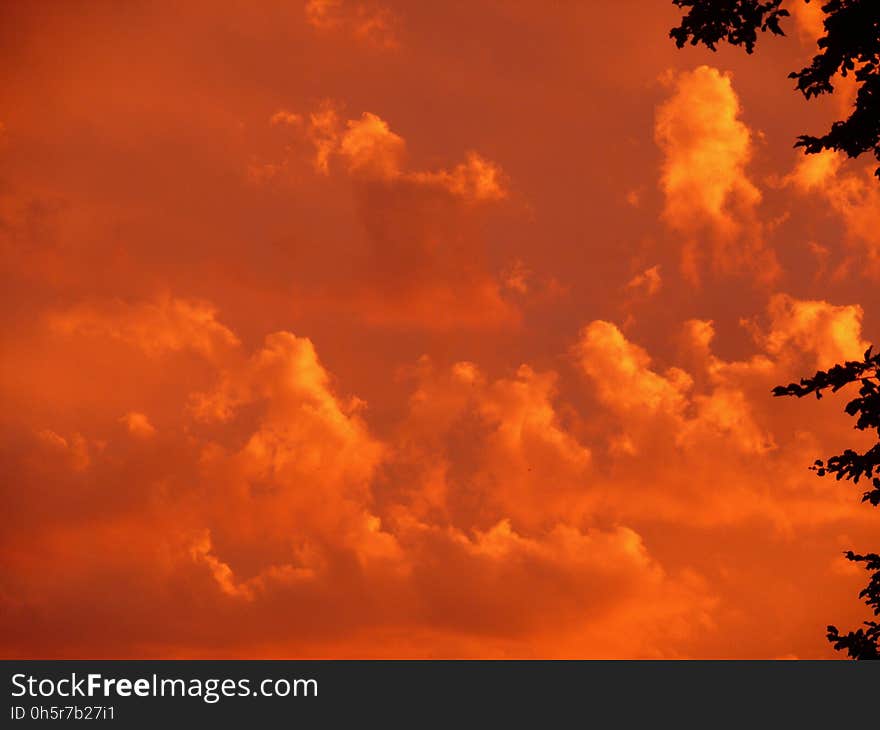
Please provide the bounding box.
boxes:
[774,346,880,658]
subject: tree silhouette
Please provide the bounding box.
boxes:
[670,0,880,658]
[773,351,880,659]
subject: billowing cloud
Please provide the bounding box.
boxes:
[190,330,398,578]
[786,150,880,278]
[655,66,777,282]
[338,112,406,179]
[570,295,877,536]
[758,292,868,368]
[282,106,508,202]
[3,282,876,659]
[258,105,516,328]
[576,320,691,417]
[2,296,722,658]
[575,317,775,463]
[3,1,878,661]
[391,358,594,531]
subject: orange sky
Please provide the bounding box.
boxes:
[2,0,879,658]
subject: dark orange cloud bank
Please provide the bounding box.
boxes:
[1,1,878,659]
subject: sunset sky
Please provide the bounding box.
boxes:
[2,0,879,658]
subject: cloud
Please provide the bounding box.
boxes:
[406,151,508,203]
[626,265,662,296]
[575,320,691,417]
[4,0,879,662]
[3,289,876,658]
[0,296,718,657]
[501,259,530,294]
[655,66,777,282]
[49,295,240,359]
[190,530,257,601]
[120,411,156,438]
[307,102,344,174]
[286,106,508,202]
[191,330,396,572]
[269,110,303,127]
[339,112,406,180]
[36,429,90,471]
[786,150,880,278]
[791,1,825,44]
[571,295,877,534]
[387,516,715,656]
[758,293,868,368]
[304,0,398,49]
[392,358,594,532]
[574,318,777,461]
[656,66,758,232]
[575,296,868,468]
[260,105,516,328]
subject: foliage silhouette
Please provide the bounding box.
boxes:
[774,352,880,504]
[773,349,880,659]
[671,0,880,176]
[671,0,880,658]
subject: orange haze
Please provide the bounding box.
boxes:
[1,1,878,658]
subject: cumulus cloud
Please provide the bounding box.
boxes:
[338,112,406,180]
[392,358,594,532]
[786,150,880,278]
[576,317,776,459]
[576,320,691,417]
[4,288,877,658]
[1,295,724,658]
[576,295,866,467]
[571,294,877,534]
[259,105,516,328]
[758,293,868,368]
[190,330,397,578]
[5,0,879,663]
[655,66,777,282]
[283,106,508,202]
